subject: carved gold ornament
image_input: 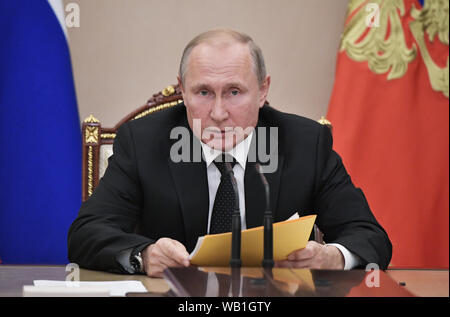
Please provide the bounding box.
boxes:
[162,85,175,97]
[341,0,449,98]
[85,126,99,144]
[87,145,94,197]
[318,116,332,128]
[84,114,100,123]
[100,133,116,139]
[133,99,183,120]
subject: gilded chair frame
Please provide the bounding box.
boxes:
[81,84,183,202]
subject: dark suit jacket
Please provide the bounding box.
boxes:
[68,104,392,272]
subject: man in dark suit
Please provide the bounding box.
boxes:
[68,29,392,277]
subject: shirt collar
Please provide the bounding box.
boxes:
[200,131,254,169]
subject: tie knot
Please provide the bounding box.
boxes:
[213,154,236,175]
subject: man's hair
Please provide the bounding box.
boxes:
[178,28,267,86]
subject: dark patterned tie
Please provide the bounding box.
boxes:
[210,154,237,234]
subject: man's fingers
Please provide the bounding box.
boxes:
[275,259,312,269]
[287,241,319,261]
[142,238,190,277]
[147,247,178,268]
[158,254,184,268]
[274,260,292,268]
[146,263,166,278]
[276,242,344,270]
[158,238,190,266]
[287,249,311,261]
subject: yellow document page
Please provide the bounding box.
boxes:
[189,214,316,266]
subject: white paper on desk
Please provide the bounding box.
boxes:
[33,280,147,297]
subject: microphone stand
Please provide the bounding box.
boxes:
[255,164,274,269]
[225,162,241,297]
[225,162,242,268]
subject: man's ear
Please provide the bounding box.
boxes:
[259,75,271,108]
[177,76,185,94]
[178,76,190,109]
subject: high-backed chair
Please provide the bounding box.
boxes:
[81,84,183,202]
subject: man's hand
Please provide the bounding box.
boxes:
[141,238,190,277]
[275,241,345,270]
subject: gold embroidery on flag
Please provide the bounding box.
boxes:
[410,0,449,98]
[340,0,417,80]
[341,0,449,98]
[412,0,448,45]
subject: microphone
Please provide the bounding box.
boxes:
[255,163,274,269]
[224,162,242,268]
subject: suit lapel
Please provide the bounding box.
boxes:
[244,117,284,229]
[167,118,209,253]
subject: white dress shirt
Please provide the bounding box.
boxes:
[200,132,360,270]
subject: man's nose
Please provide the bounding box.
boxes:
[210,96,229,122]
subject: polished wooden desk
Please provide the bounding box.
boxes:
[0,265,447,297]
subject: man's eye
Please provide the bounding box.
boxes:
[199,90,208,96]
[231,90,239,96]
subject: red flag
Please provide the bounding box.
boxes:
[327,0,449,268]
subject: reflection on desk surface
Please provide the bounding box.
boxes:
[0,265,448,297]
[163,266,415,297]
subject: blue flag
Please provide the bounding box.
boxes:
[0,1,81,264]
